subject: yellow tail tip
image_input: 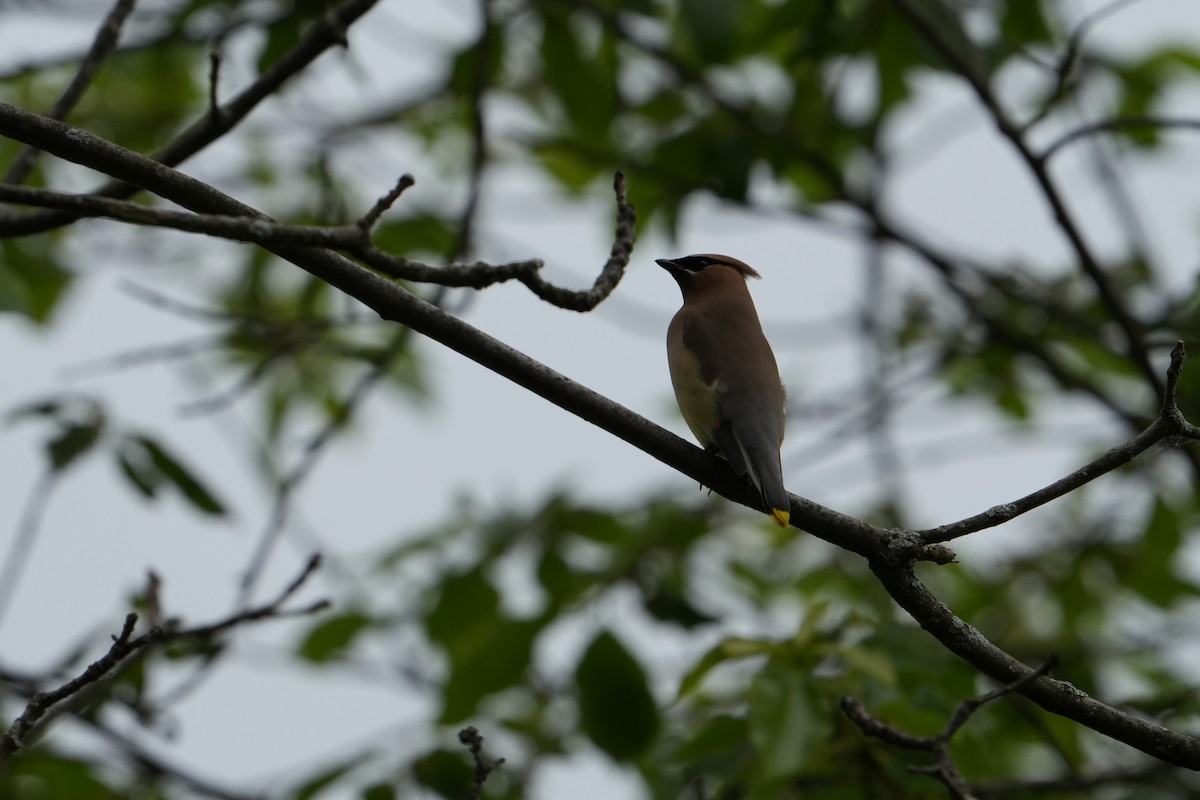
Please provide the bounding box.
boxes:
[770,508,790,528]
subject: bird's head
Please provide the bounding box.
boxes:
[656,253,761,298]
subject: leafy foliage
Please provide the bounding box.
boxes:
[4,0,1200,798]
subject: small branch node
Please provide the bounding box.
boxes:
[459,725,505,800]
[278,552,323,603]
[207,49,223,123]
[114,612,138,644]
[1163,339,1187,414]
[842,654,1058,798]
[357,174,416,232]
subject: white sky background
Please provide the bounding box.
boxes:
[2,0,1200,797]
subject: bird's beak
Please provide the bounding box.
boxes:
[656,258,683,274]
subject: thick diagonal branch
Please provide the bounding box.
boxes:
[2,102,1198,769]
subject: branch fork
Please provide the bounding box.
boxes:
[0,555,327,766]
[842,656,1061,799]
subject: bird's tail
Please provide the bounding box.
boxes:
[726,426,790,528]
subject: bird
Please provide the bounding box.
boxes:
[657,253,790,528]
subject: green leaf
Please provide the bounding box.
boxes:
[428,567,542,722]
[1112,48,1200,148]
[679,0,743,63]
[532,139,608,193]
[115,443,163,499]
[47,417,105,472]
[292,755,371,800]
[642,584,715,628]
[361,783,395,800]
[537,548,576,605]
[299,610,373,663]
[0,237,72,323]
[135,435,227,516]
[0,750,123,799]
[440,618,540,723]
[449,22,505,96]
[575,630,659,761]
[670,714,752,773]
[748,660,826,778]
[6,398,62,422]
[257,13,309,75]
[541,500,629,544]
[653,124,753,202]
[372,215,457,260]
[426,568,500,652]
[540,14,618,134]
[999,0,1053,48]
[1126,499,1197,607]
[82,43,202,152]
[677,637,775,699]
[840,645,898,688]
[411,749,473,800]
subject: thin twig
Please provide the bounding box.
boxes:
[921,342,1199,543]
[235,331,413,603]
[63,335,226,379]
[207,46,223,123]
[356,174,415,231]
[0,0,385,238]
[353,171,637,309]
[177,339,303,417]
[0,473,59,636]
[1042,116,1200,160]
[0,182,369,247]
[452,0,494,263]
[0,555,326,767]
[1022,0,1143,128]
[887,0,1162,399]
[0,178,636,308]
[860,159,908,523]
[78,715,265,800]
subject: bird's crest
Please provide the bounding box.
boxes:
[664,254,761,279]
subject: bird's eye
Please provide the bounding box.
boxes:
[676,256,712,272]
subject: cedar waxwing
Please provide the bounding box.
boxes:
[658,254,790,528]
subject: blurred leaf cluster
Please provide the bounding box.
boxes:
[275,488,1200,798]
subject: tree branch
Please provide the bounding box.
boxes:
[887,0,1163,400]
[3,102,1199,769]
[2,0,139,185]
[458,726,505,800]
[1042,116,1200,160]
[842,657,1060,799]
[0,174,636,310]
[870,560,1199,769]
[0,182,371,246]
[920,343,1200,543]
[0,555,326,766]
[235,330,415,604]
[0,0,384,237]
